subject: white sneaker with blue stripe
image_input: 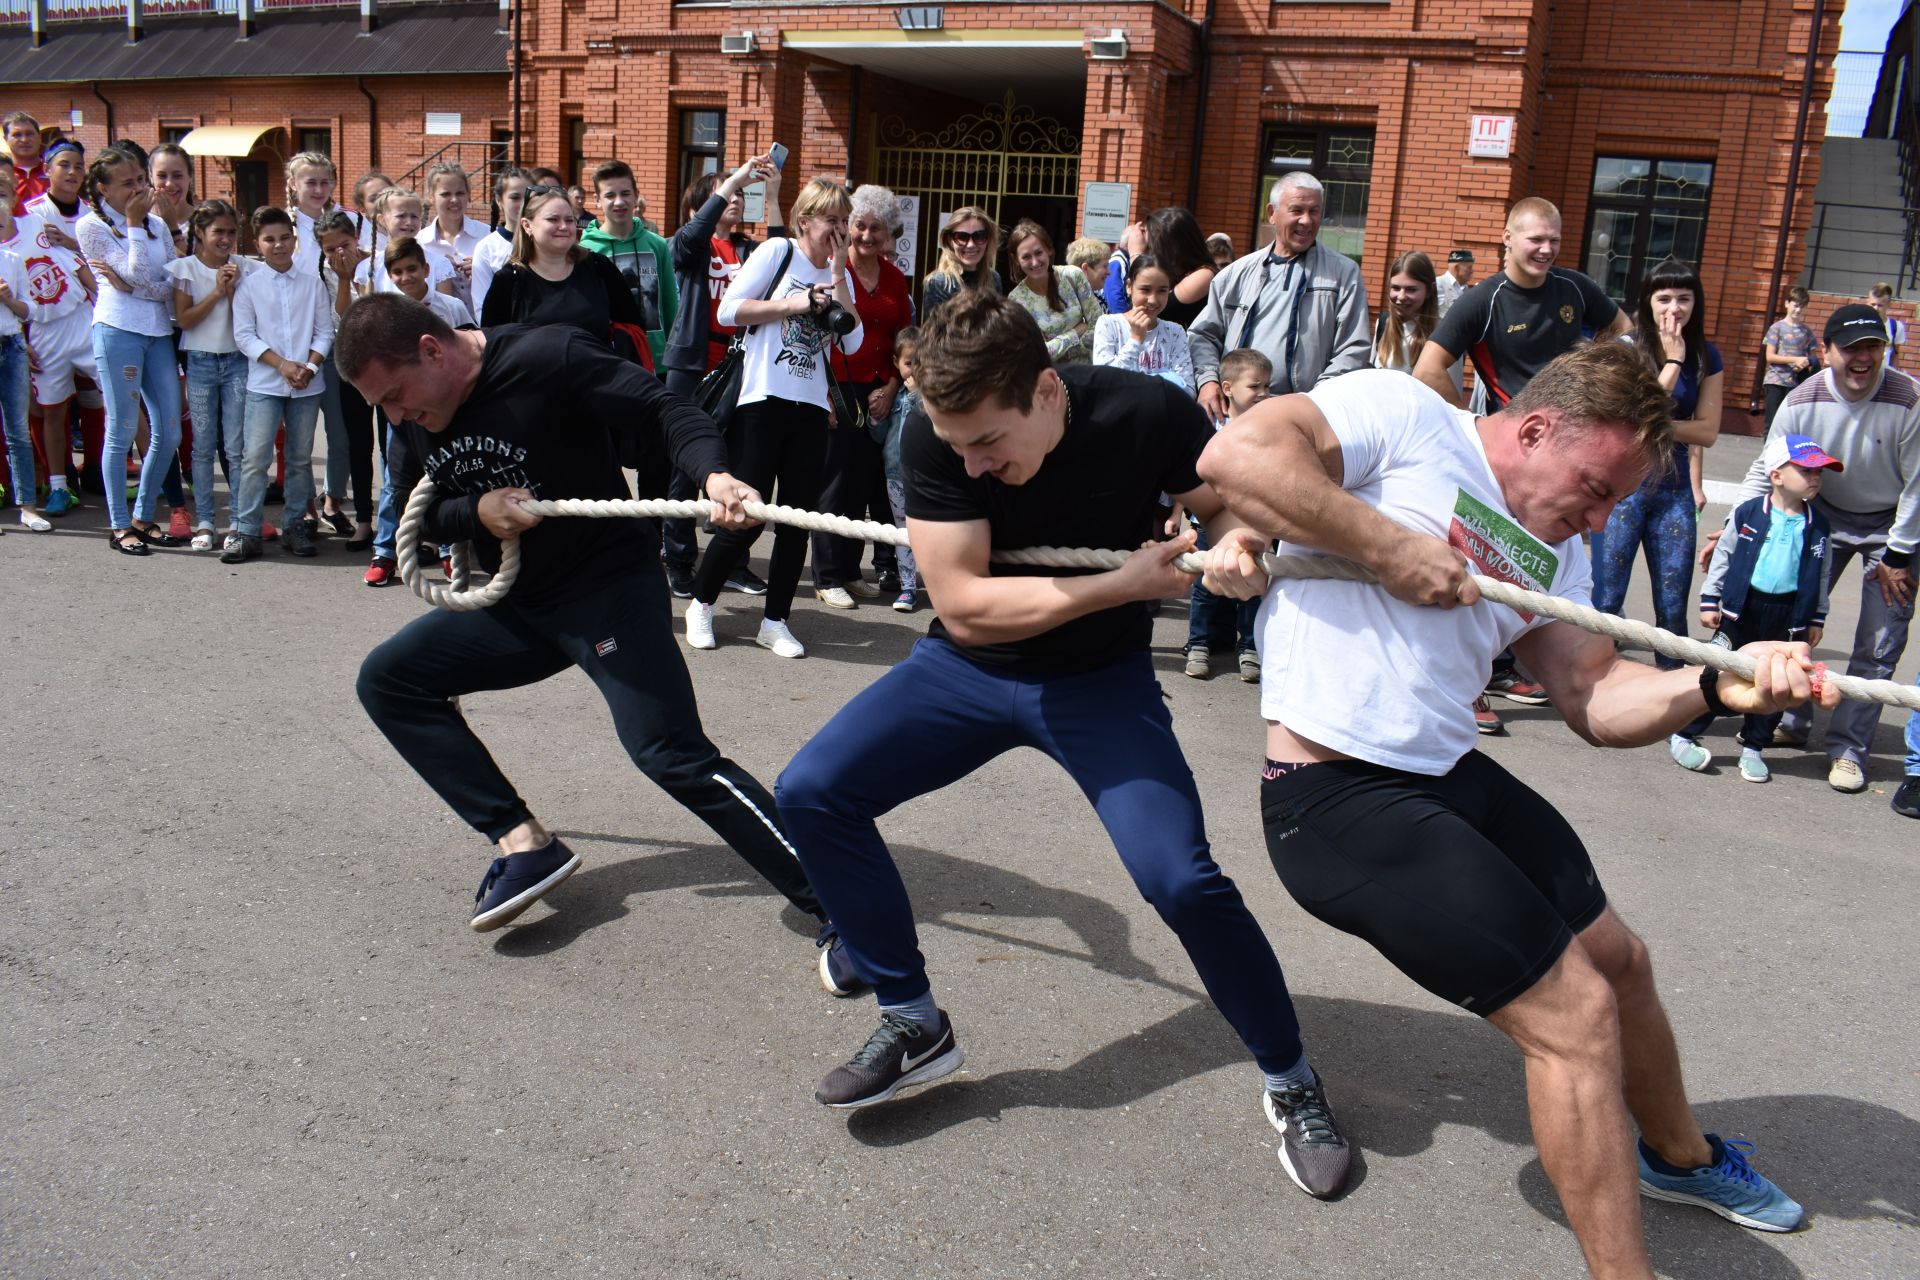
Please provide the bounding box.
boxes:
[1637,1134,1805,1232]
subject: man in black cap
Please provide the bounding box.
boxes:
[1715,303,1920,795]
[1436,248,1475,316]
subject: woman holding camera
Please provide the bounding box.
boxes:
[684,177,864,660]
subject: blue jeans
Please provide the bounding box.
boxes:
[92,323,182,528]
[373,420,399,559]
[183,351,247,528]
[775,636,1307,1075]
[0,333,32,508]
[1591,484,1696,671]
[236,391,320,537]
[1904,675,1920,776]
[1185,527,1257,654]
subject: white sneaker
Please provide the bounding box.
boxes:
[1828,757,1867,793]
[685,600,717,650]
[18,509,52,532]
[816,586,857,609]
[757,618,805,658]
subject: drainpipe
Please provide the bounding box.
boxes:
[1755,0,1827,413]
[1185,0,1216,211]
[357,77,379,168]
[511,0,523,169]
[89,82,115,143]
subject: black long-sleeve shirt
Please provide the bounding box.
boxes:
[389,324,727,605]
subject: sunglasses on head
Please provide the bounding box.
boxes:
[946,228,990,246]
[524,184,566,198]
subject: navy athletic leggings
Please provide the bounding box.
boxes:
[775,636,1306,1075]
[356,563,822,919]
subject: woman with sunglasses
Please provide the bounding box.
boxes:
[921,208,1001,318]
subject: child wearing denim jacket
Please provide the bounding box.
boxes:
[1671,432,1838,782]
[870,326,922,612]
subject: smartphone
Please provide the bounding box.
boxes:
[768,142,789,170]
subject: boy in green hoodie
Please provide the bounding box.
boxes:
[579,160,677,367]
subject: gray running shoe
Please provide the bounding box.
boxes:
[1264,1077,1353,1198]
[816,1011,962,1108]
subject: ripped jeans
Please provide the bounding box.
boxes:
[92,323,182,529]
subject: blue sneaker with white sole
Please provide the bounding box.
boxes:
[1637,1134,1805,1232]
[470,838,582,931]
[815,922,872,997]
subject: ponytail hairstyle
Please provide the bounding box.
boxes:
[1375,250,1440,372]
[83,145,149,232]
[284,151,338,214]
[369,184,424,233]
[185,197,239,257]
[1005,219,1062,312]
[351,170,392,214]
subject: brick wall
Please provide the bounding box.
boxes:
[9,75,510,211]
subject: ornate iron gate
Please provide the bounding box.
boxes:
[871,92,1081,282]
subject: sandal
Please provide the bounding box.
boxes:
[129,522,184,548]
[108,528,151,556]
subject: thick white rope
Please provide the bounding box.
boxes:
[395,481,1920,710]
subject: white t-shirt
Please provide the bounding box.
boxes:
[470,229,513,320]
[715,237,863,411]
[0,214,89,324]
[417,289,475,329]
[165,254,257,353]
[355,249,454,296]
[1258,370,1593,775]
[0,249,24,338]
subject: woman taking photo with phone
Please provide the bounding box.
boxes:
[683,177,863,660]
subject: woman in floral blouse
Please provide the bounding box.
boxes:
[1004,219,1103,365]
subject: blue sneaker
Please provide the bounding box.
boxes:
[816,922,872,998]
[1637,1135,1806,1232]
[469,838,582,932]
[43,488,79,517]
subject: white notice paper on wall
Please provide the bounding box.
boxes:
[425,113,462,138]
[1082,182,1132,242]
[742,186,766,225]
[893,195,920,277]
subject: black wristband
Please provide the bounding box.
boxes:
[1663,359,1684,368]
[1698,665,1730,717]
[1882,548,1912,571]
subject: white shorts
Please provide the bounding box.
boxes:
[29,308,97,406]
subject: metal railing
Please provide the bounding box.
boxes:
[0,0,466,21]
[398,139,511,214]
[1804,198,1920,294]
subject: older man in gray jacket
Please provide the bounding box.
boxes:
[1189,172,1370,423]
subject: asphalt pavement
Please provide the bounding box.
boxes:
[2,433,1915,1279]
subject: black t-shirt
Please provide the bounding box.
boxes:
[1428,267,1618,406]
[479,254,642,337]
[903,363,1209,671]
[390,324,726,606]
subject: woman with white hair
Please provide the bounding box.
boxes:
[812,182,914,607]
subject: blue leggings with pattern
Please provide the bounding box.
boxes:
[1590,484,1696,671]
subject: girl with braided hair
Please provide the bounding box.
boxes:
[76,144,182,555]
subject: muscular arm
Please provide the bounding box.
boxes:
[1197,392,1474,607]
[1412,336,1465,407]
[1513,622,1833,748]
[909,516,1190,648]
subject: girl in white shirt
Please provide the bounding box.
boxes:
[471,167,530,320]
[1091,254,1194,392]
[420,162,490,313]
[77,145,181,556]
[354,187,456,297]
[166,199,251,547]
[685,177,864,660]
[287,151,339,274]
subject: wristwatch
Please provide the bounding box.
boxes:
[1698,666,1730,716]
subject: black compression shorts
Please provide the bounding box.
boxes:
[1260,751,1607,1016]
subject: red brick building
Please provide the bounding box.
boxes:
[2,0,1846,420]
